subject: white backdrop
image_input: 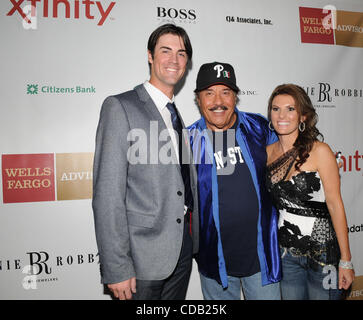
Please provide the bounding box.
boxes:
[1,0,362,300]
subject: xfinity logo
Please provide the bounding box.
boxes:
[6,0,116,27]
[157,6,196,23]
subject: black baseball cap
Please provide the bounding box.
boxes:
[194,62,240,93]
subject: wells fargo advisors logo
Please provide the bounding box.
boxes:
[56,152,93,201]
[2,152,93,203]
[2,154,55,203]
[299,7,363,48]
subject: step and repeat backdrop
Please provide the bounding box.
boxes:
[1,0,362,300]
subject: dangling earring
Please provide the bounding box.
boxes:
[268,121,274,131]
[299,121,306,132]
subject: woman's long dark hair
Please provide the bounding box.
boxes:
[267,83,324,171]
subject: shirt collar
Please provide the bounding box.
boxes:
[143,81,175,112]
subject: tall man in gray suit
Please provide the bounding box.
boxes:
[92,24,199,300]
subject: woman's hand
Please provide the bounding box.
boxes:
[339,267,355,290]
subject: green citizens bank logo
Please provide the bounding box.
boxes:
[26,84,96,94]
[27,84,38,94]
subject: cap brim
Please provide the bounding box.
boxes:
[194,82,240,93]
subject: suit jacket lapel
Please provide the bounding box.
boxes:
[134,84,167,129]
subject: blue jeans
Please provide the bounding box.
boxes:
[200,272,281,300]
[280,248,342,300]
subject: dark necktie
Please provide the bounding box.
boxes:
[165,102,193,211]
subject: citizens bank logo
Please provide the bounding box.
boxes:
[299,6,363,48]
[27,84,38,94]
[6,0,116,28]
[26,84,96,94]
[2,152,93,203]
[157,6,196,24]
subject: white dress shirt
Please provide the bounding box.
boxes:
[143,81,179,163]
[144,81,188,215]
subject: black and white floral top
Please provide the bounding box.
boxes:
[266,148,340,266]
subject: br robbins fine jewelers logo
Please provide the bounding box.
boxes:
[299,6,363,48]
[2,153,55,203]
[26,83,96,94]
[6,0,116,29]
[1,250,99,290]
[302,82,363,109]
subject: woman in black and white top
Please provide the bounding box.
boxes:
[265,83,354,300]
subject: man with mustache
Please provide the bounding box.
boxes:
[188,62,281,299]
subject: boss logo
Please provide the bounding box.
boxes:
[157,7,196,21]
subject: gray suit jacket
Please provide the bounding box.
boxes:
[92,84,199,284]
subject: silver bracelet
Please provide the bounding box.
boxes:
[339,260,354,270]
